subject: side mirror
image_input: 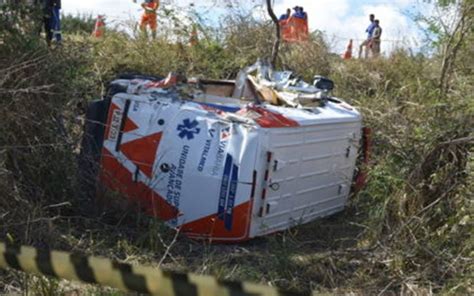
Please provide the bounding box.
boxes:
[313,76,334,92]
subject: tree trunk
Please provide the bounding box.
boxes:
[438,2,473,96]
[266,0,280,68]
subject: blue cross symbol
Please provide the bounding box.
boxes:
[177,118,201,140]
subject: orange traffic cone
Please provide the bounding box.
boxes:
[343,39,353,60]
[189,25,198,46]
[92,15,105,38]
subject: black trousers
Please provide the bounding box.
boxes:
[43,16,53,42]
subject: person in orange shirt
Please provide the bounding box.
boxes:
[138,0,159,39]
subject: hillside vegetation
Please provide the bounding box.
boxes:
[0,2,473,295]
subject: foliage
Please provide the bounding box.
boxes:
[0,3,43,46]
[0,1,473,295]
[61,13,96,36]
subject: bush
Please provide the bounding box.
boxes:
[61,13,96,36]
[0,3,472,295]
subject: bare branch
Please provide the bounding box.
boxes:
[266,0,280,68]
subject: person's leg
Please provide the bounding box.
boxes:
[56,8,62,42]
[373,41,380,57]
[44,16,53,46]
[52,7,62,43]
[140,15,148,39]
[38,15,45,37]
[150,17,157,39]
[365,40,372,59]
[359,39,368,58]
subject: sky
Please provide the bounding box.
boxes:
[62,0,429,55]
[274,0,426,53]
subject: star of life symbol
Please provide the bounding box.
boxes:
[177,118,201,140]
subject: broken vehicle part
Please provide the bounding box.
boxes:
[81,64,363,242]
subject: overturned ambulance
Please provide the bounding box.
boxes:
[81,62,365,242]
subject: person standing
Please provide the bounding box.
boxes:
[279,8,291,21]
[299,7,308,20]
[35,0,53,46]
[37,0,61,46]
[139,0,159,39]
[370,20,382,57]
[50,0,62,44]
[292,6,306,19]
[359,14,375,59]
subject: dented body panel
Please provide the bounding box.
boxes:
[83,73,362,242]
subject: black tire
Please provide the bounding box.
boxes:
[78,99,109,202]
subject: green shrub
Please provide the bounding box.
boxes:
[0,2,472,294]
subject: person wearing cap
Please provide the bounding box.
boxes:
[292,6,306,19]
[299,7,308,20]
[286,6,309,42]
[291,6,298,17]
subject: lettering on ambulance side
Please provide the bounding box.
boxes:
[225,164,239,230]
[217,126,237,230]
[197,127,218,172]
[217,154,239,231]
[165,144,190,227]
[211,126,231,177]
[218,154,233,221]
[208,128,216,138]
[108,108,122,141]
[197,139,212,172]
[132,101,140,112]
[163,117,202,226]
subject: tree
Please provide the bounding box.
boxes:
[437,1,473,95]
[418,0,474,95]
[266,0,280,67]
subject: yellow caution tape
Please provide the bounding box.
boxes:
[0,242,305,296]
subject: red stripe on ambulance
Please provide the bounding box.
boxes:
[99,148,179,221]
[240,106,299,128]
[122,117,139,133]
[180,201,252,242]
[119,132,163,179]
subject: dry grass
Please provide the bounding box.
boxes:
[0,5,473,295]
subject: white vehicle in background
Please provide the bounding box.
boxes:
[80,62,370,242]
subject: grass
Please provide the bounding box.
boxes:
[0,5,473,295]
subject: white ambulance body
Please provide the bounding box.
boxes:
[85,70,362,242]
